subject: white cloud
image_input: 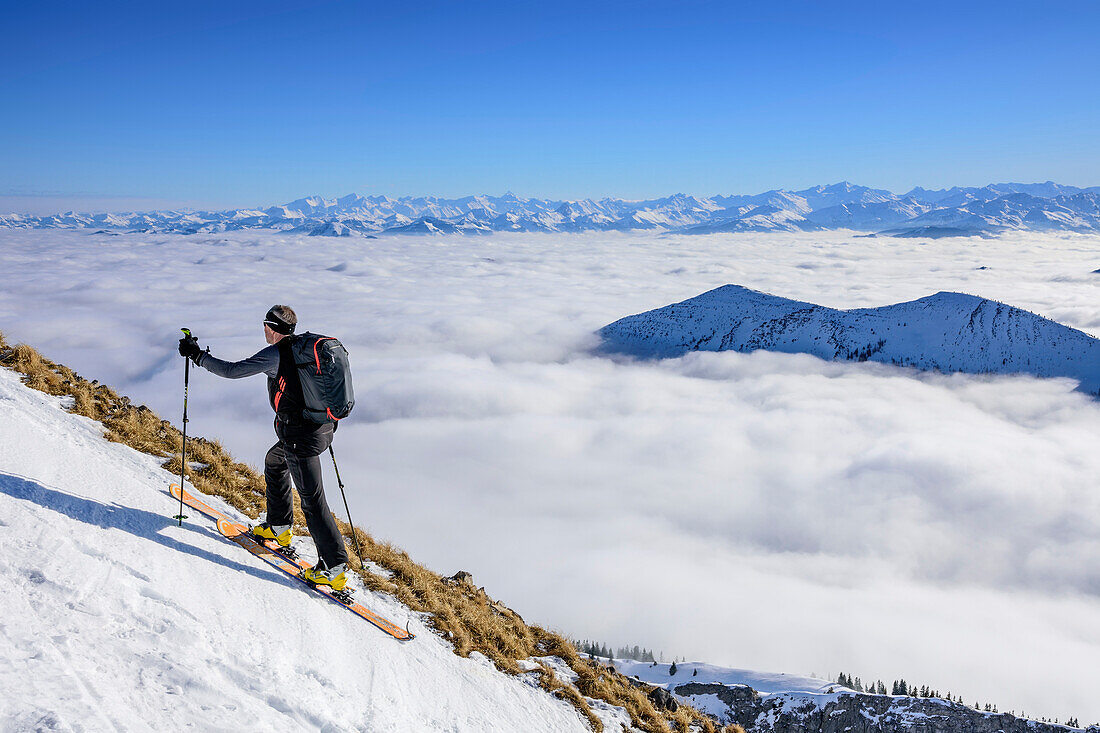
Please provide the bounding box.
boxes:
[2,228,1099,721]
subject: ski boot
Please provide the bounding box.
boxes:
[302,561,349,593]
[251,522,293,551]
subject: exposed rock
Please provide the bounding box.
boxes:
[647,685,679,712]
[488,598,523,623]
[674,682,760,708]
[445,570,473,585]
[621,672,680,713]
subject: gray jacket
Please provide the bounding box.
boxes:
[196,345,280,379]
[196,343,302,418]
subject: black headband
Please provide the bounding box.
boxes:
[264,309,295,335]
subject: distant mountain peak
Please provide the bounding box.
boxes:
[599,285,1100,394]
[5,182,1100,237]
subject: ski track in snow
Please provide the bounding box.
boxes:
[0,368,596,732]
[1,229,1100,723]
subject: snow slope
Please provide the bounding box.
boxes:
[599,285,1100,394]
[613,659,835,696]
[0,367,592,732]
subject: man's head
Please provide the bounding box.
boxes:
[263,305,297,344]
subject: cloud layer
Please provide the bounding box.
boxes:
[2,229,1099,721]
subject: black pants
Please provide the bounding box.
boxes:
[264,419,348,568]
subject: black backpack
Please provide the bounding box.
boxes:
[289,333,355,423]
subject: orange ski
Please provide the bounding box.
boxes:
[168,484,413,641]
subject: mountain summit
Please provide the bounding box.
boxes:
[599,285,1100,394]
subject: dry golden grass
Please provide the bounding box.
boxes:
[0,330,734,733]
[0,338,269,517]
[533,661,604,731]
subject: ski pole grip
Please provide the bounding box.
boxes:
[179,327,200,354]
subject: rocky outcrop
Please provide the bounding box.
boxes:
[672,683,1077,733]
[442,571,525,623]
[647,685,679,713]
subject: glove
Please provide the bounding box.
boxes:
[178,334,202,362]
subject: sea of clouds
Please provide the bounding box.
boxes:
[1,228,1098,721]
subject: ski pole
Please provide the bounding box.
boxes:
[329,445,365,567]
[175,327,193,525]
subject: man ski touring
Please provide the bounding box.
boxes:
[178,305,350,590]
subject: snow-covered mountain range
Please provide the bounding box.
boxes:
[599,285,1100,394]
[4,182,1100,237]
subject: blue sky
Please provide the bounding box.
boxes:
[2,0,1098,211]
